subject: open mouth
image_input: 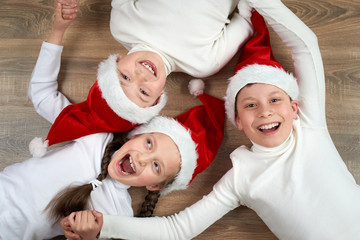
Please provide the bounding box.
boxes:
[258,122,280,134]
[119,154,136,175]
[140,61,157,77]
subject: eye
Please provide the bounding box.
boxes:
[146,139,152,150]
[271,98,280,103]
[140,89,149,96]
[246,103,256,108]
[121,73,130,81]
[153,162,160,173]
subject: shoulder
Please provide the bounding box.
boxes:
[74,132,114,152]
[230,145,251,160]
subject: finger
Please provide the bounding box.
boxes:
[60,218,73,232]
[60,217,69,227]
[74,211,83,225]
[62,7,77,14]
[85,210,94,225]
[61,5,78,20]
[54,2,63,16]
[62,13,77,20]
[57,0,75,7]
[93,210,104,226]
[68,212,77,227]
[64,230,81,240]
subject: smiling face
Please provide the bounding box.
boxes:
[235,83,298,148]
[107,132,181,191]
[116,51,167,108]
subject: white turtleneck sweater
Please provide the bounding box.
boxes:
[110,0,253,77]
[99,0,360,239]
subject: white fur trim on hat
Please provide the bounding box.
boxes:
[225,64,298,127]
[97,54,167,124]
[128,116,198,195]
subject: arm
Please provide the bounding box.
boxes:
[212,12,254,74]
[246,0,326,126]
[99,168,240,240]
[28,0,79,123]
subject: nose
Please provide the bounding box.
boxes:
[136,152,152,167]
[135,64,156,82]
[258,104,273,118]
[134,66,147,82]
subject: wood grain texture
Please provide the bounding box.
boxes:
[0,0,359,239]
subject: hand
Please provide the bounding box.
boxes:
[47,0,79,45]
[68,210,103,240]
[53,0,79,32]
[60,0,80,21]
[60,216,81,240]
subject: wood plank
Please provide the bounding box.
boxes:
[0,0,359,239]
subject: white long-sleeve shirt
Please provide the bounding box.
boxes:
[110,0,253,77]
[99,0,360,239]
[0,42,133,240]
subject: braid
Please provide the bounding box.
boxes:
[97,132,128,181]
[138,190,161,217]
[138,167,178,217]
[45,132,128,223]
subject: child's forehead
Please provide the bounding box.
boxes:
[236,83,288,100]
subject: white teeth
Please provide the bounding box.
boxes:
[122,171,130,175]
[129,156,135,172]
[141,62,155,75]
[120,155,135,175]
[259,123,279,130]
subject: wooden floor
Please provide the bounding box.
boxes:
[1,0,359,239]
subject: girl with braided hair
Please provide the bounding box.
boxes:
[0,2,225,239]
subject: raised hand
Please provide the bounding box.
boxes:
[47,0,79,45]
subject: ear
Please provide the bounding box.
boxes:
[116,55,122,63]
[153,90,165,105]
[146,184,164,191]
[235,115,243,130]
[290,100,299,119]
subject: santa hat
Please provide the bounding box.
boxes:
[29,54,167,158]
[129,79,225,195]
[225,11,299,127]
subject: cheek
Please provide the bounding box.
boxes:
[237,113,253,129]
[153,79,166,93]
[107,160,116,179]
[124,137,140,149]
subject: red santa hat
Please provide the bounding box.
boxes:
[29,54,167,157]
[225,11,299,127]
[129,79,225,195]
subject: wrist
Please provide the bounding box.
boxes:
[47,28,65,45]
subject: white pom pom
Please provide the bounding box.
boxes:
[188,79,205,97]
[29,137,49,158]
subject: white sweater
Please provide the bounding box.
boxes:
[110,0,253,77]
[99,0,360,239]
[0,42,133,240]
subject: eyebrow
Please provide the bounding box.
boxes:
[137,91,151,104]
[239,96,256,103]
[269,90,285,96]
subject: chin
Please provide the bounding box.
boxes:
[257,139,283,148]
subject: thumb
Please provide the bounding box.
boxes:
[93,210,104,224]
[54,2,63,17]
